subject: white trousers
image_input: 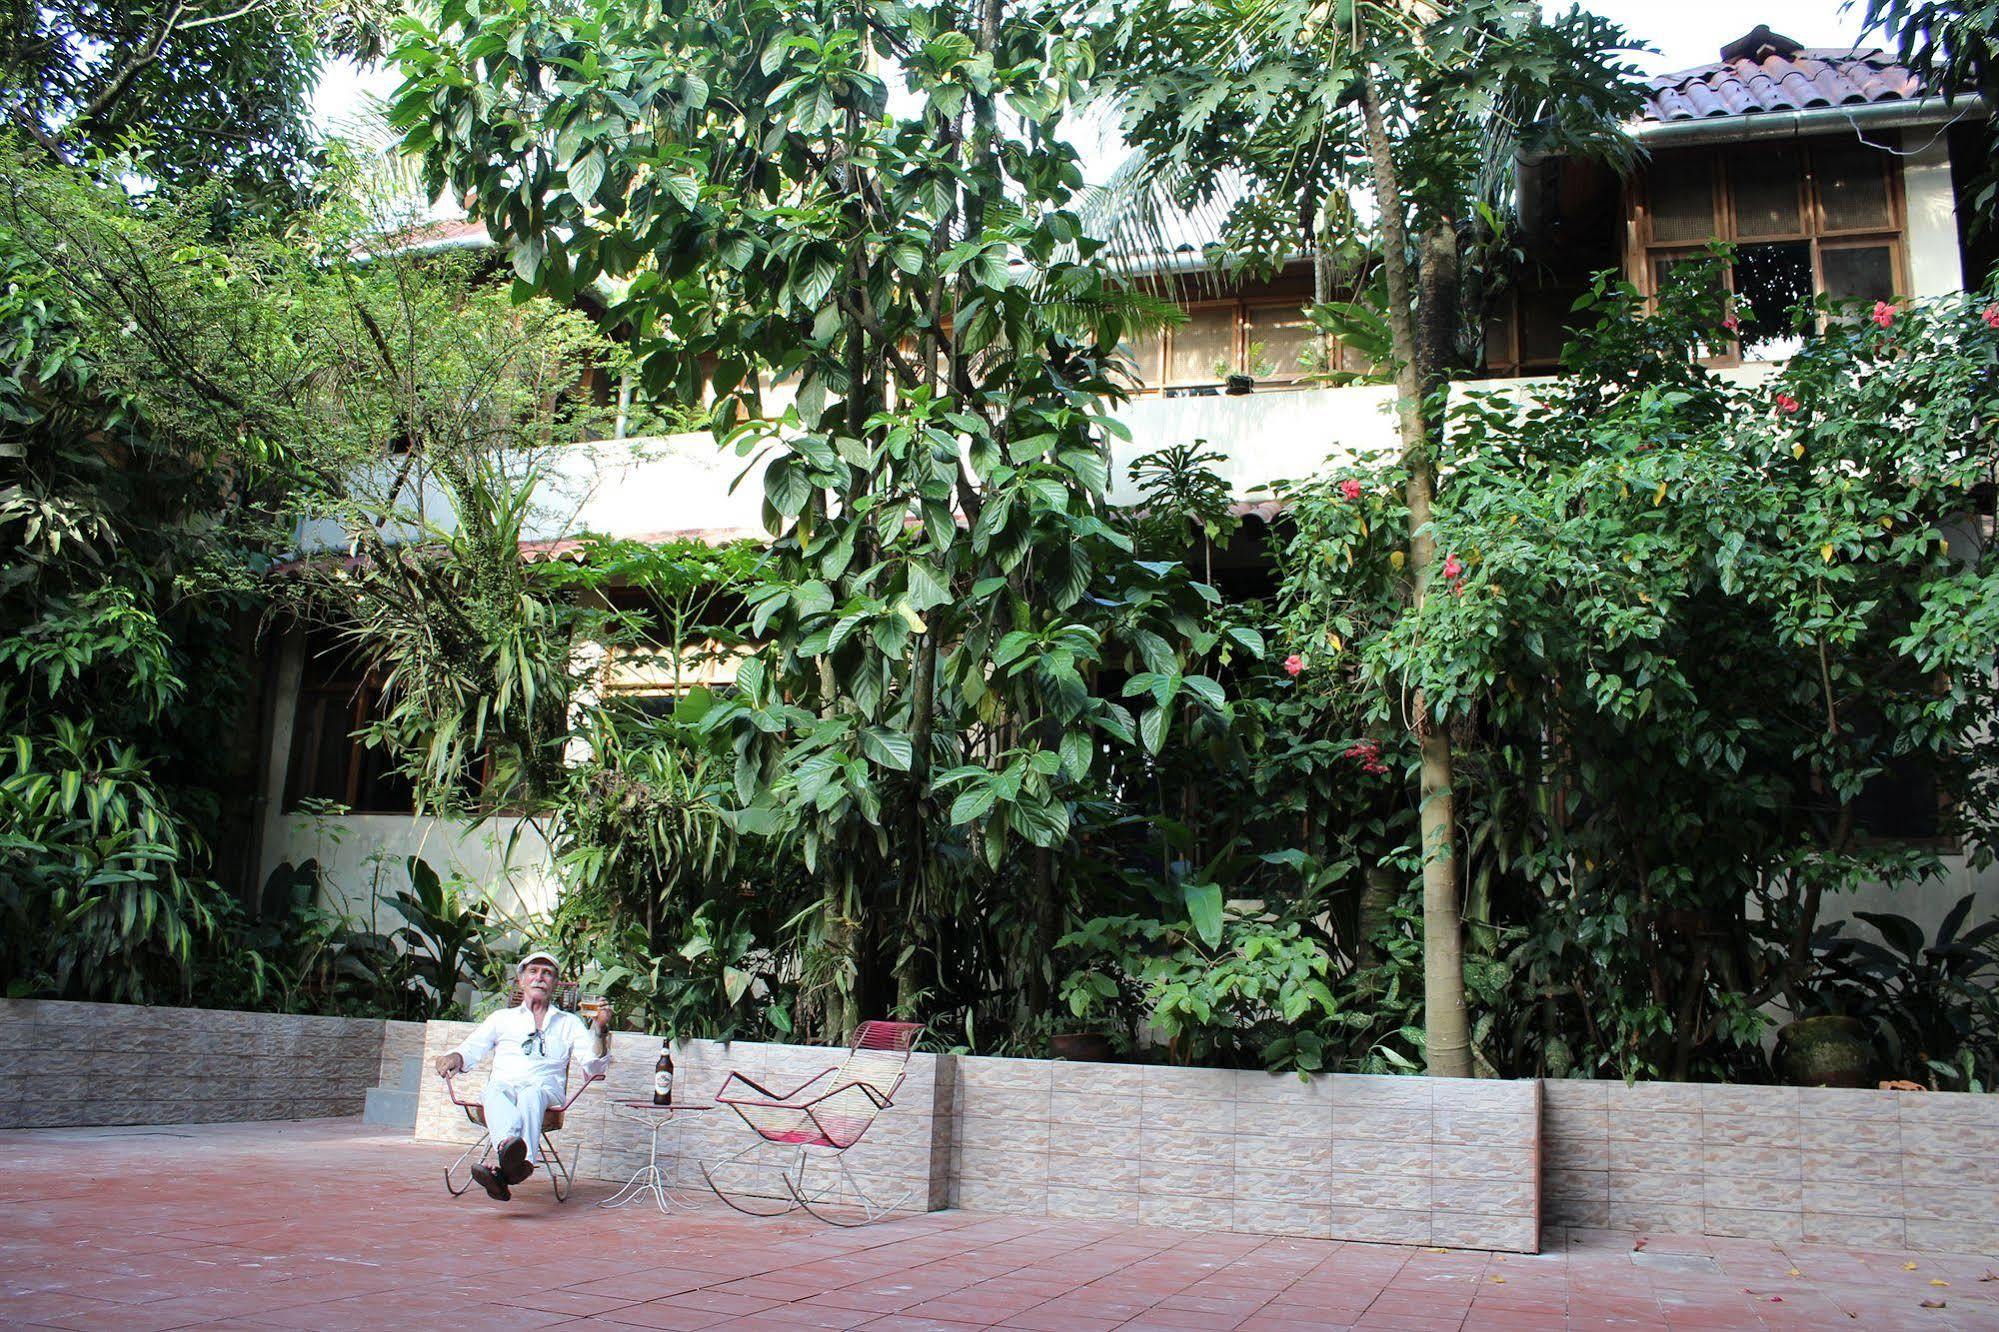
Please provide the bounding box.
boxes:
[483,1078,560,1164]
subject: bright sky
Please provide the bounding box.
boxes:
[314,3,1872,125]
[1571,0,1875,73]
[311,2,1873,197]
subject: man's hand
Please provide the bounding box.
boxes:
[435,1052,464,1078]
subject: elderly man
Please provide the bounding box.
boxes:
[433,951,610,1201]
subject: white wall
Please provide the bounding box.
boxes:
[292,433,772,556]
[1902,130,1963,299]
[262,810,561,931]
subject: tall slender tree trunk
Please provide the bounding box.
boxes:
[1359,74,1471,1078]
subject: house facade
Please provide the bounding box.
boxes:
[253,27,1996,937]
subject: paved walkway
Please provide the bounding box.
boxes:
[1,1120,1994,1330]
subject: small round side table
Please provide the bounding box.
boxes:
[598,1100,713,1214]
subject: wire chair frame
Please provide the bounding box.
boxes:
[440,1067,604,1203]
[701,1020,923,1227]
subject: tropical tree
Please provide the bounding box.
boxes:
[1091,0,1642,1074]
[1280,257,1999,1080]
[0,0,390,208]
[389,0,1236,1041]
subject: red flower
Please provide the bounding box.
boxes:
[1442,555,1463,581]
[1283,653,1304,677]
[1344,739,1386,773]
[1872,301,1895,329]
[1340,479,1364,501]
[1721,313,1740,333]
[1983,305,1999,330]
[1774,393,1801,416]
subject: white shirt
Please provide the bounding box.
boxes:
[453,1004,610,1093]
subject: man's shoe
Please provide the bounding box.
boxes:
[470,1162,511,1201]
[497,1136,532,1185]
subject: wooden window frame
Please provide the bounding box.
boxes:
[284,667,418,816]
[1129,294,1327,397]
[1627,139,1909,367]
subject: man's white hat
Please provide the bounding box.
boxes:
[517,950,561,974]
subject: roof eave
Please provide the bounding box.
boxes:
[1632,93,1985,147]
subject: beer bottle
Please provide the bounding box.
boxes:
[652,1042,674,1106]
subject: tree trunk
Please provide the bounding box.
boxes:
[1359,74,1471,1078]
[1356,863,1397,968]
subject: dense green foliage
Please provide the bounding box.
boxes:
[1279,259,1999,1083]
[3,0,1995,1097]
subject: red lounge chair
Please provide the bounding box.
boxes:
[702,1019,922,1226]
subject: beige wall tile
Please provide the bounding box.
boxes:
[1139,1192,1235,1230]
[1141,1096,1237,1135]
[1607,1169,1702,1206]
[1333,1106,1433,1143]
[1603,1201,1700,1232]
[1799,1118,1900,1155]
[1331,1139,1433,1175]
[1142,1065,1238,1101]
[1541,1080,1609,1112]
[1544,1167,1608,1203]
[1050,1060,1143,1096]
[1606,1110,1701,1144]
[1704,1173,1802,1211]
[957,1055,1055,1092]
[1325,1169,1431,1211]
[1143,1159,1235,1198]
[1801,1146,1900,1184]
[1544,1135,1611,1172]
[1330,1074,1432,1109]
[1234,1134,1331,1175]
[1705,1206,1804,1242]
[1327,1205,1430,1245]
[1137,1126,1235,1166]
[1545,1105,1608,1142]
[1047,1185,1138,1221]
[1803,1179,1904,1215]
[1433,1145,1535,1182]
[1434,1108,1537,1148]
[1234,1200,1333,1239]
[1546,1196,1610,1229]
[1905,1215,1999,1254]
[1051,1149,1140,1193]
[1431,1211,1537,1253]
[1234,1165,1331,1206]
[1430,1177,1535,1216]
[1700,1144,1803,1180]
[1801,1212,1905,1248]
[957,1174,1050,1214]
[1237,1070,1334,1104]
[1798,1086,1899,1120]
[1606,1081,1702,1114]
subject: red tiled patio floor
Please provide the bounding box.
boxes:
[2,1120,1995,1330]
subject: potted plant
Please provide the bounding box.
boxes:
[1773,1013,1874,1088]
[1217,343,1276,395]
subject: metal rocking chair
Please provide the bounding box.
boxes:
[440,977,605,1203]
[702,1019,923,1226]
[440,1067,604,1201]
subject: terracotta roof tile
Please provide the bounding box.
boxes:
[1641,46,1923,124]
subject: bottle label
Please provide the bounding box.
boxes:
[653,1071,673,1095]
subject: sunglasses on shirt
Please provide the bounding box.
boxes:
[521,1029,547,1057]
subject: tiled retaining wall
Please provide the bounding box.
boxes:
[410,1022,956,1211]
[949,1058,1543,1253]
[0,999,398,1128]
[1541,1080,1999,1253]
